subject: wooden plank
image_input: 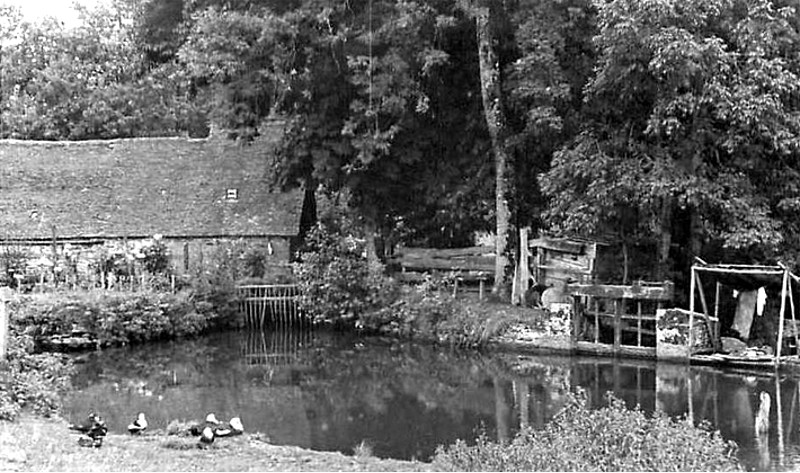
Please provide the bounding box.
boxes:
[574,341,656,359]
[567,282,674,301]
[393,246,494,259]
[529,238,586,254]
[398,257,494,272]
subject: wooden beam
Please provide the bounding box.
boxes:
[393,246,494,259]
[690,266,696,351]
[778,270,789,360]
[528,237,586,254]
[566,282,674,301]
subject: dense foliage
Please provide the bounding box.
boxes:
[294,209,521,345]
[0,331,74,421]
[293,210,398,326]
[10,288,240,348]
[432,392,743,472]
[3,0,800,290]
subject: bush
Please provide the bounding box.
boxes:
[432,391,742,472]
[141,239,170,275]
[294,218,397,327]
[361,274,512,347]
[11,288,241,349]
[0,331,74,420]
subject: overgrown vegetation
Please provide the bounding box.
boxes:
[432,392,742,472]
[294,209,520,346]
[10,287,240,349]
[0,331,74,421]
[294,209,398,328]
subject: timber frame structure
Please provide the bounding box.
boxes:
[569,281,675,358]
[688,260,800,369]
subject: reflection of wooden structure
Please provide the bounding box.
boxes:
[656,364,800,471]
[237,284,308,328]
[686,262,800,368]
[241,329,314,366]
[570,281,674,358]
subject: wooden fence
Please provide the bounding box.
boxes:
[236,284,308,328]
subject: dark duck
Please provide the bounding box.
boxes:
[69,412,107,448]
[197,425,215,449]
[214,416,244,438]
[127,412,148,435]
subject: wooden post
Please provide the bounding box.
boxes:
[777,376,785,467]
[51,225,58,287]
[520,227,530,295]
[511,227,530,306]
[613,299,621,352]
[479,278,485,301]
[0,287,12,361]
[777,270,788,360]
[689,266,696,353]
[788,276,799,354]
[714,282,721,342]
[171,275,176,293]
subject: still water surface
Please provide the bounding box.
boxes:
[64,329,800,471]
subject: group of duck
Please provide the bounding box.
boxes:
[67,411,244,449]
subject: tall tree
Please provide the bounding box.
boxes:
[541,0,800,281]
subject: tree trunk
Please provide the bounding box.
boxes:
[475,6,512,296]
[657,197,673,280]
[689,153,703,264]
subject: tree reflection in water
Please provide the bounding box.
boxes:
[64,329,800,470]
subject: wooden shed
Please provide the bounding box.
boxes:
[529,236,602,288]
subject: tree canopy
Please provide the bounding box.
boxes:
[2,0,800,295]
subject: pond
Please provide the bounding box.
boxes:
[63,329,800,471]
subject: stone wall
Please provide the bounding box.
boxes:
[656,308,712,361]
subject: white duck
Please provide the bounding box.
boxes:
[128,412,148,435]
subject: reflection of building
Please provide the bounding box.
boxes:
[0,121,313,284]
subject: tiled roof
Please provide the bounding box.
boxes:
[0,123,303,240]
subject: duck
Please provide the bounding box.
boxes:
[68,412,100,433]
[189,413,221,436]
[214,416,244,438]
[755,391,771,435]
[197,425,215,449]
[127,412,148,435]
[77,434,103,448]
[69,412,108,439]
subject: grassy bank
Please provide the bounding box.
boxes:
[0,415,430,472]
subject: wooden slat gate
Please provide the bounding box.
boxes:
[236,284,308,328]
[569,281,674,358]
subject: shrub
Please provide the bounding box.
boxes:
[294,218,396,327]
[141,239,170,275]
[432,391,742,472]
[0,331,74,420]
[11,288,240,349]
[362,274,512,347]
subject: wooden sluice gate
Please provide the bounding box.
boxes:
[236,284,309,328]
[569,281,675,358]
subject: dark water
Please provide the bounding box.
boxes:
[63,329,800,471]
